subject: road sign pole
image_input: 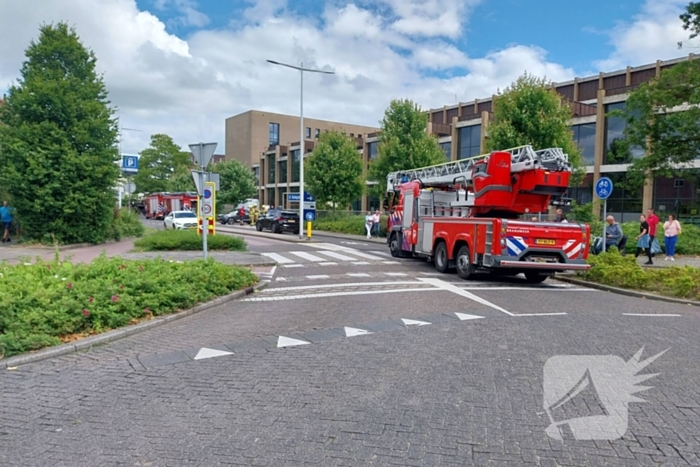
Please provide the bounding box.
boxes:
[602,199,607,253]
[199,143,208,260]
[299,64,305,240]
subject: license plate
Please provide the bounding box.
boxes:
[535,239,556,245]
[288,219,295,223]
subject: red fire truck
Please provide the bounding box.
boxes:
[385,145,590,283]
[144,192,198,220]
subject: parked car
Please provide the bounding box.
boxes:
[164,210,198,230]
[256,209,300,234]
[218,209,249,225]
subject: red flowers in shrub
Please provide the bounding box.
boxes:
[119,264,127,270]
[144,307,151,314]
[82,309,90,317]
[111,295,119,302]
[66,283,73,289]
[88,296,94,303]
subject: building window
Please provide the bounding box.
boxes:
[603,102,644,164]
[457,125,481,159]
[291,149,300,183]
[440,142,452,161]
[267,188,275,207]
[315,128,320,138]
[278,160,287,183]
[600,171,643,223]
[368,142,378,161]
[572,123,595,166]
[269,123,279,146]
[252,167,260,186]
[653,170,700,220]
[267,154,275,184]
[305,127,311,139]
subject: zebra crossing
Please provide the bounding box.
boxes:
[260,243,399,268]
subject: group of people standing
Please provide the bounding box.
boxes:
[635,209,682,264]
[365,210,381,238]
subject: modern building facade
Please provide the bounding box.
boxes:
[225,110,378,209]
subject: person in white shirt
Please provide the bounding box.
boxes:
[663,214,682,261]
[372,210,381,237]
[365,211,373,238]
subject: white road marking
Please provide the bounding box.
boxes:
[418,278,514,316]
[385,272,407,276]
[275,277,287,281]
[455,313,485,321]
[268,266,277,276]
[369,250,393,258]
[282,264,303,268]
[306,275,330,280]
[382,261,399,265]
[260,281,423,292]
[243,288,440,301]
[421,272,444,276]
[344,326,373,337]
[340,250,385,261]
[319,262,337,266]
[623,313,682,317]
[194,348,233,360]
[261,252,294,264]
[277,336,310,347]
[515,313,568,317]
[289,251,325,262]
[316,250,359,261]
[352,262,370,265]
[402,318,431,326]
[459,287,593,292]
[347,273,371,277]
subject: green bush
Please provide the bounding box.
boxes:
[579,251,700,299]
[133,229,247,251]
[313,214,389,237]
[0,256,258,357]
[106,208,146,241]
[587,220,700,255]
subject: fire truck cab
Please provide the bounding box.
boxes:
[385,146,591,283]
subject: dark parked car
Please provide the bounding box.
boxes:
[256,209,299,234]
[218,209,249,225]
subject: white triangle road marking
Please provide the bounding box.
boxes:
[277,336,311,347]
[194,347,233,360]
[455,312,485,321]
[344,326,373,337]
[402,319,431,327]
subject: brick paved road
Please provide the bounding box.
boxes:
[1,233,699,466]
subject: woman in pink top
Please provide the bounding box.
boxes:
[663,214,682,261]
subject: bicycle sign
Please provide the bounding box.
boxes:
[595,177,613,200]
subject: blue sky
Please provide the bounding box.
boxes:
[0,0,691,153]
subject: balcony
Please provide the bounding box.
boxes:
[457,112,479,122]
[431,122,452,136]
[606,85,637,97]
[565,99,598,117]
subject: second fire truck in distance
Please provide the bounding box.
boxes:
[384,145,591,283]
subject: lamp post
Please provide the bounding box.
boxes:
[117,123,143,207]
[267,60,334,239]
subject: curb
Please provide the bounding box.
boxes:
[556,276,700,307]
[0,281,269,369]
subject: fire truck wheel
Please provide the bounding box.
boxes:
[434,242,449,273]
[389,233,401,257]
[524,272,548,284]
[256,222,263,232]
[456,245,475,280]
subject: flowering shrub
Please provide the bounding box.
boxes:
[133,229,246,251]
[0,255,258,358]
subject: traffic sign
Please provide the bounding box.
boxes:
[201,185,214,217]
[595,177,613,200]
[121,155,139,173]
[288,193,300,202]
[304,210,315,221]
[189,142,218,169]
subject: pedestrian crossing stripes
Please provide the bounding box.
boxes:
[260,243,396,267]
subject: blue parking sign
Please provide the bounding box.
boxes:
[595,177,613,200]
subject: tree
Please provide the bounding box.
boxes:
[486,73,583,183]
[0,23,120,244]
[168,165,196,192]
[680,2,700,38]
[367,99,445,196]
[134,134,191,193]
[212,159,257,207]
[305,130,364,213]
[617,59,700,187]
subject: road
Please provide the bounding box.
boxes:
[2,222,699,466]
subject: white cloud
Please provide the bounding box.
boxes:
[0,0,574,157]
[595,0,689,71]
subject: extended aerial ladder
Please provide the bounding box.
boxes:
[386,145,573,218]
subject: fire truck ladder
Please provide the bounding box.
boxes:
[386,145,572,191]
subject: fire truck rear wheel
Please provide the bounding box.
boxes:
[434,242,449,273]
[389,233,401,258]
[456,245,475,280]
[524,272,548,283]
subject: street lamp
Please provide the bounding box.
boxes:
[267,59,334,239]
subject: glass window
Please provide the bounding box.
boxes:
[368,142,378,161]
[653,169,700,221]
[572,123,595,166]
[603,103,644,164]
[291,149,300,183]
[599,172,643,223]
[269,123,279,146]
[457,125,481,159]
[440,142,452,161]
[315,128,320,138]
[267,154,275,184]
[266,188,276,207]
[279,160,287,183]
[252,167,260,186]
[175,212,197,218]
[305,127,311,139]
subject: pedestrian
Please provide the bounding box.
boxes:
[0,201,13,243]
[594,215,622,254]
[365,211,373,239]
[372,210,381,237]
[646,208,659,255]
[635,214,653,265]
[663,214,682,261]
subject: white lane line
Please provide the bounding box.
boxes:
[345,326,372,337]
[306,275,330,280]
[261,281,423,292]
[385,272,407,277]
[515,313,568,317]
[421,272,444,276]
[623,313,682,317]
[341,250,386,261]
[277,336,310,347]
[382,261,399,264]
[261,252,295,264]
[289,251,325,262]
[347,273,371,277]
[459,287,593,291]
[316,250,358,261]
[283,264,304,268]
[352,262,370,265]
[275,277,287,281]
[418,278,514,316]
[369,250,393,258]
[319,262,337,266]
[243,288,441,301]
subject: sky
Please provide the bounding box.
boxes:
[0,0,693,155]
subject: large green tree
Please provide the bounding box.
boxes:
[367,99,445,196]
[486,73,583,183]
[617,59,700,187]
[0,23,120,244]
[134,134,191,193]
[306,130,364,212]
[168,165,196,192]
[681,2,700,38]
[212,159,257,207]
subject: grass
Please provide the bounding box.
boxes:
[133,229,247,252]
